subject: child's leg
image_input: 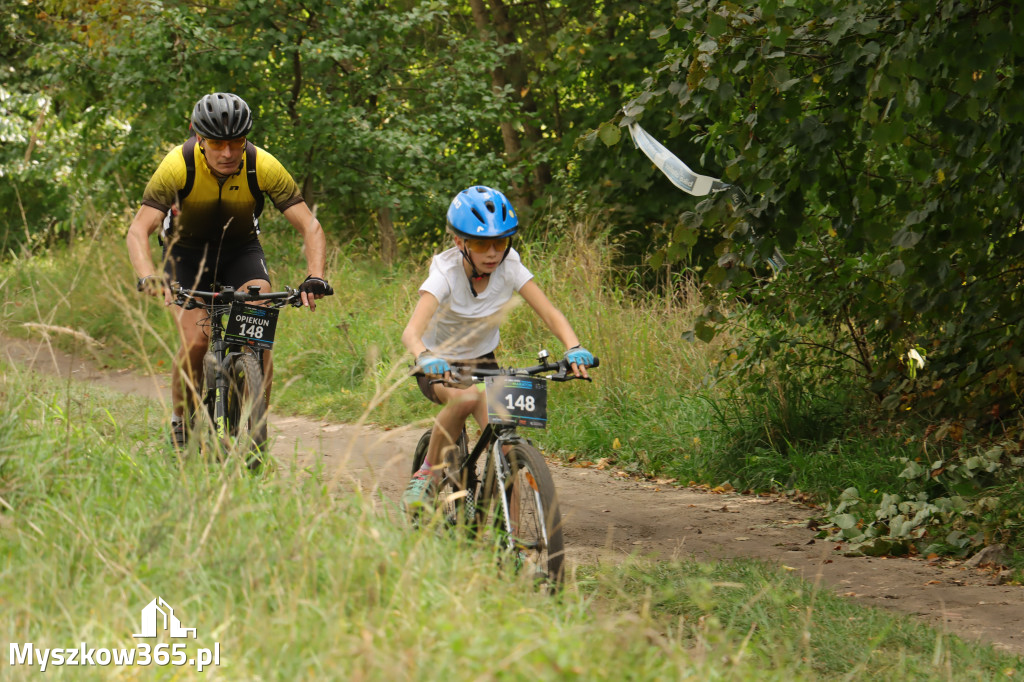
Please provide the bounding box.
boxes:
[424,384,482,475]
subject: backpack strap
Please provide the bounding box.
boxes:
[178,135,198,205]
[160,136,198,246]
[245,141,264,220]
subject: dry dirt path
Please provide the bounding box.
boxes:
[4,335,1022,656]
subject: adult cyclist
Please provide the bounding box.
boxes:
[126,92,332,446]
[400,185,595,512]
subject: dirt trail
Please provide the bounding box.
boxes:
[4,335,1022,656]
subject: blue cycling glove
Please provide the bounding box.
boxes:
[565,345,594,367]
[417,351,451,376]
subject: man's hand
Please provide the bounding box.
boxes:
[298,275,333,311]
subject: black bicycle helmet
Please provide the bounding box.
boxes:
[190,93,253,140]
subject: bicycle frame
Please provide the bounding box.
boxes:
[433,352,599,555]
[171,282,313,455]
[200,303,261,440]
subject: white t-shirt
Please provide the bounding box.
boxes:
[420,247,534,360]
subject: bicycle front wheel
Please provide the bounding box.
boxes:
[411,429,476,527]
[492,443,565,585]
[227,352,268,467]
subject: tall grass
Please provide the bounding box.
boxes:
[1,362,1019,680]
[0,213,934,506]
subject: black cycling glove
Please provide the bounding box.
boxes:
[298,275,333,297]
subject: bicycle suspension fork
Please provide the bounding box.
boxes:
[490,439,514,548]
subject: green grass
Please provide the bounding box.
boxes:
[1,362,1021,680]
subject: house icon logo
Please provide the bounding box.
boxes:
[132,597,197,639]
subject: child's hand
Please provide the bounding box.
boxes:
[417,351,451,377]
[565,346,594,378]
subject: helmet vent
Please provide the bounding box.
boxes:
[471,208,486,223]
[484,200,495,213]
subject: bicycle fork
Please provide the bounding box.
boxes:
[203,351,231,440]
[491,440,550,555]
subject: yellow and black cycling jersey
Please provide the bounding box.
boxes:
[141,141,303,249]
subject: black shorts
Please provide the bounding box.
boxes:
[163,240,270,292]
[416,352,498,405]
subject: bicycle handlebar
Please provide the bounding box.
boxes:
[431,353,600,386]
[170,283,323,309]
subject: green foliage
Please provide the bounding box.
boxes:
[1,0,695,258]
[818,440,1024,558]
[620,0,1024,422]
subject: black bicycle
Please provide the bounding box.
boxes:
[411,350,599,585]
[171,282,330,467]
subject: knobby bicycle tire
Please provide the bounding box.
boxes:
[483,442,565,585]
[198,350,229,439]
[227,352,268,467]
[411,429,476,528]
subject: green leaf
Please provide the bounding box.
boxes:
[891,229,923,249]
[707,13,728,38]
[694,320,717,343]
[598,122,621,147]
[885,259,906,277]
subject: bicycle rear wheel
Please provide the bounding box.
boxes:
[227,352,268,468]
[411,428,475,527]
[489,443,565,585]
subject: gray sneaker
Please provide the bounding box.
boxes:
[402,469,436,515]
[170,417,188,447]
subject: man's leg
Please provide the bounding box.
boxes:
[170,305,209,442]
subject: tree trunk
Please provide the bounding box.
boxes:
[467,0,525,203]
[485,0,551,195]
[377,206,397,266]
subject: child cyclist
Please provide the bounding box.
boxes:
[400,185,595,512]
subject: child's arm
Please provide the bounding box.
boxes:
[518,281,591,378]
[402,291,440,357]
[402,291,450,376]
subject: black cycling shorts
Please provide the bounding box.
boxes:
[416,352,498,405]
[163,240,270,292]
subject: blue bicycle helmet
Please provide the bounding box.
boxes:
[446,186,518,239]
[446,186,519,297]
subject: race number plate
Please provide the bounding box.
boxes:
[486,375,548,429]
[224,303,279,350]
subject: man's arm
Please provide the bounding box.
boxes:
[126,205,169,300]
[281,202,327,309]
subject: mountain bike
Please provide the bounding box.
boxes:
[411,350,599,585]
[171,282,331,468]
